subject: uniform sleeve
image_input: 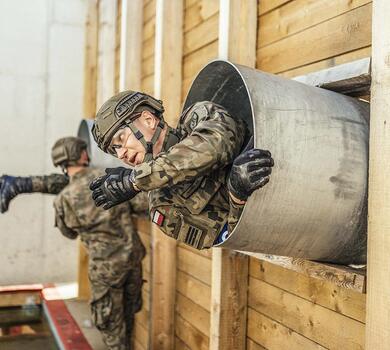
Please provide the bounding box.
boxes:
[31,174,69,194]
[129,191,149,215]
[133,103,247,191]
[53,196,79,239]
[227,197,245,233]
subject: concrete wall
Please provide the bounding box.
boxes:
[0,0,86,284]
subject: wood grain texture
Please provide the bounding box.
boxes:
[176,270,211,310]
[175,314,209,350]
[257,3,372,73]
[183,13,219,56]
[365,0,390,348]
[177,246,212,286]
[176,292,210,336]
[249,277,365,349]
[258,0,292,16]
[247,308,326,350]
[83,0,98,119]
[245,252,366,293]
[258,0,371,48]
[249,258,366,323]
[184,0,219,33]
[279,46,371,78]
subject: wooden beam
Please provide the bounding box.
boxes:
[83,0,99,119]
[150,1,183,349]
[243,252,366,293]
[210,1,256,349]
[120,0,143,91]
[78,0,98,300]
[366,1,390,348]
[294,57,371,96]
[96,0,117,108]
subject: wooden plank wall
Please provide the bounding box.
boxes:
[114,0,122,93]
[133,218,152,350]
[141,0,156,95]
[181,0,219,101]
[174,1,219,349]
[257,0,372,78]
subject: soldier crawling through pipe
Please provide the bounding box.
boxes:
[0,137,147,350]
[90,91,274,248]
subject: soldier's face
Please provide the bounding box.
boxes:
[110,112,161,166]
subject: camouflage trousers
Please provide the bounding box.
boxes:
[89,261,144,350]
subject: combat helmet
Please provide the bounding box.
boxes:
[51,137,88,170]
[92,90,165,162]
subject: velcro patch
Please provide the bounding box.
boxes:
[152,210,165,226]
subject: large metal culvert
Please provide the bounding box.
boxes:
[78,119,124,169]
[183,60,369,264]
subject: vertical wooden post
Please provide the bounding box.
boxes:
[78,0,99,300]
[150,1,183,349]
[119,0,143,91]
[366,1,390,348]
[210,0,257,349]
[96,0,117,108]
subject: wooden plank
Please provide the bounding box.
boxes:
[142,288,150,311]
[176,293,210,336]
[83,0,98,119]
[210,2,256,349]
[142,37,155,60]
[258,0,291,16]
[114,0,122,93]
[135,307,149,329]
[97,0,117,107]
[365,1,390,348]
[150,2,183,349]
[244,252,366,293]
[175,314,209,350]
[257,3,372,74]
[141,74,154,95]
[185,0,198,9]
[183,13,219,56]
[178,241,212,259]
[247,338,267,350]
[0,291,41,307]
[249,277,365,349]
[176,270,211,310]
[279,46,371,78]
[247,308,326,350]
[133,338,146,350]
[249,258,366,323]
[294,57,371,96]
[141,55,154,77]
[184,0,219,33]
[177,246,211,286]
[143,16,155,42]
[120,0,143,91]
[175,336,192,350]
[183,40,218,79]
[134,320,148,349]
[143,0,156,23]
[258,0,371,48]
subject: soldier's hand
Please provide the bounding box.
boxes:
[0,175,33,213]
[228,146,274,202]
[90,167,140,210]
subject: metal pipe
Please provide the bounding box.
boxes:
[183,60,369,264]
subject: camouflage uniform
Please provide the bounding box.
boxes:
[38,169,147,350]
[133,101,248,249]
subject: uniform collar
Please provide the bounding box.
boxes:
[69,167,89,182]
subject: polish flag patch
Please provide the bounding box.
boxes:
[152,210,165,226]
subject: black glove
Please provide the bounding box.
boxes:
[228,140,274,201]
[89,167,140,210]
[0,175,33,213]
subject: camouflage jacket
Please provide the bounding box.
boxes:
[133,101,247,249]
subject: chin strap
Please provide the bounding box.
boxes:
[127,120,165,162]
